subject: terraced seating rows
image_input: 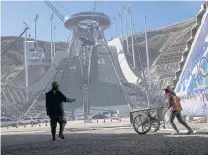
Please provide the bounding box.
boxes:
[155,52,182,65]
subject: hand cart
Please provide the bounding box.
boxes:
[130,106,168,134]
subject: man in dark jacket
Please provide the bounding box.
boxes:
[45,81,76,141]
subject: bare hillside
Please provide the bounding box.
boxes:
[1,37,69,86]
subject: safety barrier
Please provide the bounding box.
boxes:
[94,117,122,123]
[1,122,49,129]
[1,118,123,130]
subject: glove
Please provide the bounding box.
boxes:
[169,107,174,112]
[67,98,76,103]
[71,99,76,102]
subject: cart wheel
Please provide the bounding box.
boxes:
[133,114,151,134]
[150,117,160,133]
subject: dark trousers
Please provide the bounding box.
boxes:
[169,111,191,131]
[50,115,67,136]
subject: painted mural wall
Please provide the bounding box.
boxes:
[175,10,208,116]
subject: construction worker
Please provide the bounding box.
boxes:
[163,84,193,135]
[45,81,76,141]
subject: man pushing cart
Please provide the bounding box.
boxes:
[131,84,194,135]
[163,84,193,135]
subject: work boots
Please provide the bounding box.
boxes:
[51,127,56,141]
[171,130,179,135]
[187,128,194,135]
[58,133,65,139]
[58,122,66,139]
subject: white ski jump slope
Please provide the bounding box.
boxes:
[108,38,138,84]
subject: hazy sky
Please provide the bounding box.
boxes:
[1,1,203,41]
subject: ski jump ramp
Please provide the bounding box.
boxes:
[108,38,138,84]
[29,50,69,94]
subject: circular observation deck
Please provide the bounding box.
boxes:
[64,12,111,30]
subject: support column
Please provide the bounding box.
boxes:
[118,11,124,44]
[144,16,150,78]
[53,25,56,56]
[134,27,150,108]
[50,13,54,62]
[34,13,39,48]
[128,7,135,70]
[23,22,29,101]
[113,17,118,37]
[80,45,92,122]
[124,6,130,54]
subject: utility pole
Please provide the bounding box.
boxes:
[23,21,29,101]
[144,16,150,78]
[118,11,124,44]
[34,13,39,44]
[50,13,54,62]
[123,6,129,54]
[53,25,56,56]
[133,25,150,108]
[113,17,118,37]
[127,7,135,70]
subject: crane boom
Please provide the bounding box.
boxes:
[1,27,29,56]
[44,0,64,22]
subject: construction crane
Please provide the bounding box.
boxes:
[44,0,72,44]
[1,26,29,56]
[44,0,65,22]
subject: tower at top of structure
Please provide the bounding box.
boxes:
[64,11,111,49]
[64,12,111,31]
